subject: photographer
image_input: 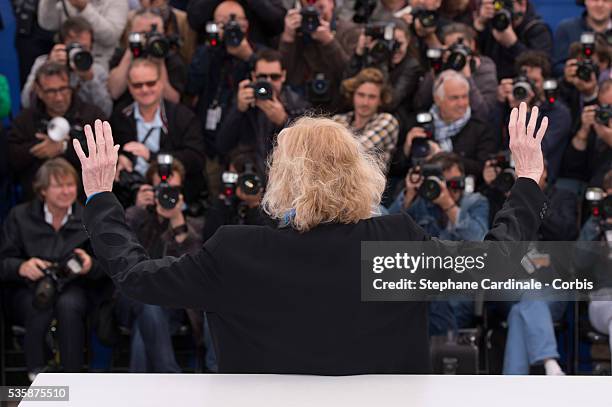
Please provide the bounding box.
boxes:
[553,0,612,76]
[577,170,612,362]
[398,70,496,180]
[216,49,309,171]
[474,0,552,79]
[495,51,572,182]
[110,58,206,206]
[187,0,264,188]
[561,78,612,187]
[345,18,423,115]
[0,158,102,378]
[186,0,286,47]
[117,157,202,372]
[280,0,361,112]
[108,8,186,109]
[7,62,105,201]
[332,68,399,169]
[388,152,489,333]
[21,17,113,117]
[414,22,498,120]
[559,37,611,127]
[202,150,274,242]
[37,0,128,67]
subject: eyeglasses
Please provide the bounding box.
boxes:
[128,79,159,89]
[40,86,72,96]
[255,73,283,81]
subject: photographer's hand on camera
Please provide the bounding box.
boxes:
[593,118,612,147]
[496,78,513,103]
[355,30,371,57]
[73,248,92,274]
[48,44,68,65]
[30,132,65,159]
[491,23,518,48]
[402,169,422,209]
[256,96,289,127]
[403,127,428,156]
[18,258,50,281]
[123,141,151,161]
[135,184,155,208]
[115,154,134,181]
[483,159,501,185]
[156,194,189,243]
[281,9,302,43]
[473,0,494,31]
[237,79,255,112]
[311,19,334,45]
[432,180,459,222]
[226,36,254,61]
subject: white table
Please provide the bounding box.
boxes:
[21,373,612,407]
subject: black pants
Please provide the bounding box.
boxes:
[12,283,88,372]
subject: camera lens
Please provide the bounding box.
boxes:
[419,177,442,201]
[577,63,594,82]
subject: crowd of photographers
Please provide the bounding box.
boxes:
[0,0,611,378]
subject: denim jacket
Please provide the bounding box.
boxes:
[388,191,490,241]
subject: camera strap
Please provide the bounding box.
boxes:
[206,64,229,131]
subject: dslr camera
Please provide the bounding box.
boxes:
[306,73,331,104]
[585,188,612,221]
[365,22,398,65]
[410,112,435,163]
[576,32,598,82]
[411,164,465,201]
[411,7,438,28]
[224,14,245,47]
[595,104,612,126]
[489,150,516,193]
[492,0,513,31]
[249,80,274,101]
[66,42,93,71]
[512,73,536,101]
[301,5,320,34]
[129,24,170,58]
[445,38,472,71]
[221,162,263,206]
[155,154,181,210]
[34,253,84,310]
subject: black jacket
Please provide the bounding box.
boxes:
[83,178,547,374]
[7,96,106,200]
[110,100,206,203]
[477,2,552,79]
[560,128,612,187]
[0,199,102,283]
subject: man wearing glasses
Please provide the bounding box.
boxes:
[7,62,105,201]
[217,49,309,175]
[110,58,206,206]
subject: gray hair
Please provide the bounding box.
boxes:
[433,70,470,100]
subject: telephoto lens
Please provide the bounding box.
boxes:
[411,112,434,161]
[301,6,320,34]
[66,42,93,71]
[595,104,612,126]
[146,24,170,58]
[249,80,274,100]
[418,164,444,201]
[238,163,262,195]
[412,8,438,28]
[492,0,512,31]
[224,14,244,47]
[512,75,534,101]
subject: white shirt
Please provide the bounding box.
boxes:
[44,203,73,228]
[133,104,163,176]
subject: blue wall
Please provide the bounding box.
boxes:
[0,2,21,121]
[532,0,583,32]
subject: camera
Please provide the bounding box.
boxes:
[585,188,612,220]
[365,22,398,65]
[512,74,535,101]
[205,22,221,48]
[155,154,181,210]
[595,104,612,126]
[128,24,170,58]
[301,5,320,34]
[66,42,93,71]
[353,0,377,23]
[221,162,262,205]
[34,253,84,310]
[445,38,472,71]
[426,48,444,74]
[411,112,435,162]
[576,32,597,82]
[489,150,516,193]
[306,73,331,104]
[492,0,513,31]
[413,164,465,201]
[249,80,274,100]
[543,79,558,105]
[224,14,244,47]
[412,7,438,28]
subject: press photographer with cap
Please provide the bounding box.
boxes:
[74,102,549,374]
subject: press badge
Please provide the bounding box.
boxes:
[206,106,222,130]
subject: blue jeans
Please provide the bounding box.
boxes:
[116,296,180,373]
[503,297,566,375]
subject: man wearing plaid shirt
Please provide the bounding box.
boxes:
[332,68,399,169]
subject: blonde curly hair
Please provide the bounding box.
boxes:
[262,116,387,232]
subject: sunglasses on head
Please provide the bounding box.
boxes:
[129,79,159,89]
[255,73,282,81]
